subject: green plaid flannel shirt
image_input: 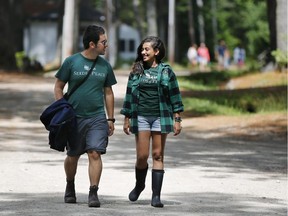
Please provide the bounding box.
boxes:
[120,63,184,134]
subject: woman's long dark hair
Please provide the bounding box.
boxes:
[131,36,166,75]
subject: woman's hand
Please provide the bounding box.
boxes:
[123,117,131,135]
[173,122,182,136]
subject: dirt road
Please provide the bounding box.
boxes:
[0,72,286,216]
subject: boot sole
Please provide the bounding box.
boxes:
[151,203,164,208]
[88,202,100,207]
[65,197,76,203]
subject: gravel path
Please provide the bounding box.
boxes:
[0,72,286,216]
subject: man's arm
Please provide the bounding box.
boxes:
[54,78,66,100]
[104,86,115,136]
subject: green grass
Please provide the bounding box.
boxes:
[178,69,251,91]
[179,70,287,117]
[179,80,215,91]
[182,88,287,117]
[182,98,243,116]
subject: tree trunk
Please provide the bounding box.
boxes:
[276,0,287,53]
[264,0,277,65]
[61,0,79,62]
[168,0,175,65]
[146,0,157,36]
[0,1,22,70]
[133,0,144,39]
[187,0,196,45]
[156,0,168,44]
[211,0,218,50]
[106,0,117,67]
[267,0,277,52]
[197,0,205,43]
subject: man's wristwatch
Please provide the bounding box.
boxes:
[107,118,116,123]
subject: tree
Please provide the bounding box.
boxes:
[146,0,157,36]
[106,0,117,67]
[168,0,175,65]
[187,0,196,45]
[62,0,79,62]
[0,1,23,70]
[276,0,287,53]
[203,0,269,59]
[271,0,288,70]
[0,0,279,70]
[266,0,277,63]
[132,0,144,39]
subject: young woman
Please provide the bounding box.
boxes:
[120,36,184,208]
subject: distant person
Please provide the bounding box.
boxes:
[233,46,240,65]
[187,43,198,69]
[197,42,210,71]
[120,36,184,208]
[54,25,117,208]
[224,47,231,69]
[215,39,227,70]
[233,45,246,67]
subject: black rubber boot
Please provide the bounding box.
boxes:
[64,179,76,203]
[151,169,164,208]
[129,165,148,201]
[88,185,100,207]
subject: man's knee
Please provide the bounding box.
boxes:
[66,155,80,163]
[87,150,101,160]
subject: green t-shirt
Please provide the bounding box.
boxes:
[55,53,117,117]
[138,66,160,116]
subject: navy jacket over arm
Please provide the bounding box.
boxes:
[40,98,77,152]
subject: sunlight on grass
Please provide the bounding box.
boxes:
[179,69,287,117]
[179,80,214,91]
[183,98,242,116]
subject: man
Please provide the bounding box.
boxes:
[54,25,117,208]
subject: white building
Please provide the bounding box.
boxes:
[23,0,140,69]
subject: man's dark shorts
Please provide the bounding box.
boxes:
[67,114,109,156]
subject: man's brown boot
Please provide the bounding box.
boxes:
[64,179,76,203]
[88,185,100,207]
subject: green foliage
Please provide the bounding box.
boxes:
[15,51,25,70]
[212,0,269,58]
[271,49,288,71]
[92,0,270,66]
[93,0,147,30]
[14,51,43,73]
[175,0,270,64]
[92,0,105,8]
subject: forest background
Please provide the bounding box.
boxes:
[0,0,287,71]
[0,0,287,117]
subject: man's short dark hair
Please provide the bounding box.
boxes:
[82,25,105,49]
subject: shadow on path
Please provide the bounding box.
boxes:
[0,191,286,216]
[0,75,286,216]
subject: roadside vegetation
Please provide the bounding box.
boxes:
[178,69,287,117]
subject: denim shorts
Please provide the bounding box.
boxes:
[67,114,109,156]
[138,115,161,132]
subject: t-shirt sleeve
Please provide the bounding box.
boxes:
[55,57,71,83]
[104,63,117,87]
